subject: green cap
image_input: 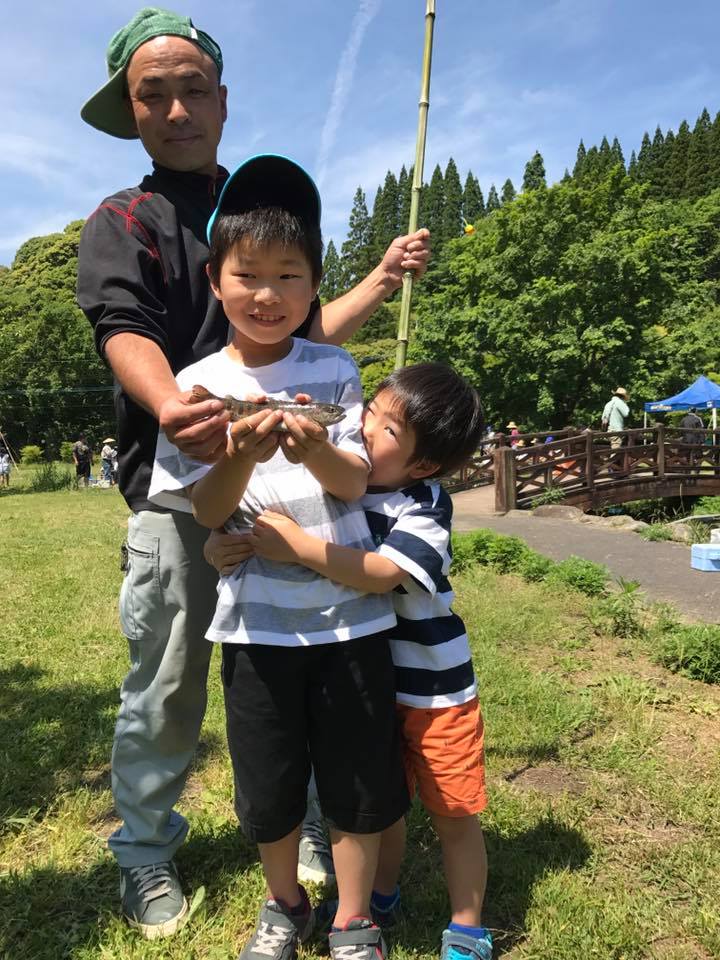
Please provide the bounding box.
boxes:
[81,7,223,140]
[207,154,322,244]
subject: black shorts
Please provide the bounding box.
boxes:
[222,630,409,843]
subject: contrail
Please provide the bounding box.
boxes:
[316,0,382,189]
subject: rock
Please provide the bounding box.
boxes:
[504,509,530,519]
[532,505,584,521]
[669,522,693,543]
[607,515,644,529]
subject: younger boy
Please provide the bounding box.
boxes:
[148,154,408,960]
[250,362,493,960]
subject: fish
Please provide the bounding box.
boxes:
[189,384,346,431]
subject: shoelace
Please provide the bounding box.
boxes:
[129,863,174,902]
[333,944,375,960]
[253,921,294,957]
[300,817,330,855]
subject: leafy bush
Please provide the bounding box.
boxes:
[29,462,74,492]
[518,552,554,582]
[693,495,720,516]
[531,484,566,507]
[450,534,478,574]
[594,578,645,638]
[656,624,720,684]
[60,441,75,461]
[486,535,530,573]
[450,530,500,573]
[639,524,673,542]
[687,520,710,544]
[20,445,43,464]
[547,555,609,597]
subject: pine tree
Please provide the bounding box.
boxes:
[628,150,638,179]
[583,145,600,181]
[442,158,463,241]
[421,164,446,243]
[340,187,373,287]
[709,113,720,190]
[684,108,712,199]
[522,150,546,191]
[611,137,625,168]
[462,171,484,222]
[486,184,500,212]
[668,120,691,197]
[648,126,666,195]
[561,168,572,183]
[597,136,612,176]
[397,165,411,233]
[370,171,400,259]
[635,131,653,183]
[573,140,586,179]
[319,239,343,301]
[501,178,516,204]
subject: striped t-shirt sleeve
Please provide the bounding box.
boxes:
[375,485,452,593]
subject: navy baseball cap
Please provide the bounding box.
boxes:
[207,154,321,243]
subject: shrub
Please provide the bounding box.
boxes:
[29,462,74,492]
[532,484,566,507]
[656,624,720,684]
[693,495,720,516]
[20,444,43,464]
[595,578,645,638]
[519,552,555,582]
[60,441,74,461]
[547,555,609,597]
[450,530,500,573]
[639,524,673,542]
[450,534,477,574]
[686,519,711,544]
[486,535,530,573]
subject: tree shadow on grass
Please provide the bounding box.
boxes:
[388,804,592,957]
[0,823,260,960]
[0,663,118,828]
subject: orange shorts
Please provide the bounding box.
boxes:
[397,697,487,817]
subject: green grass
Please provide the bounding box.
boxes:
[2,490,720,958]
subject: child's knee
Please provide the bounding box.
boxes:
[430,811,483,844]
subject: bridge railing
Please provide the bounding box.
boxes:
[493,425,720,511]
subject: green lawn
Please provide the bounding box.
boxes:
[1,485,719,959]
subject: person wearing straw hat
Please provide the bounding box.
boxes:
[76,6,430,939]
[101,437,117,485]
[602,387,630,449]
[506,421,520,447]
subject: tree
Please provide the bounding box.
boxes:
[627,150,638,179]
[635,131,653,183]
[340,187,373,287]
[486,184,501,212]
[610,137,625,168]
[319,239,343,302]
[421,164,445,243]
[668,120,691,197]
[501,179,516,205]
[462,172,484,223]
[709,112,720,190]
[573,140,587,179]
[398,165,412,233]
[522,151,546,191]
[370,171,400,259]
[442,158,463,241]
[684,108,712,199]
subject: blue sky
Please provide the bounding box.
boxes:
[2,0,720,265]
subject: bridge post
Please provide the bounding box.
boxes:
[584,429,595,492]
[494,446,517,513]
[656,423,665,479]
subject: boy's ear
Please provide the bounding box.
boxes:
[408,458,441,480]
[206,262,222,301]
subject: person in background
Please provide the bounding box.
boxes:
[506,421,520,447]
[601,387,629,449]
[680,407,704,445]
[72,434,92,487]
[0,447,11,487]
[101,438,118,485]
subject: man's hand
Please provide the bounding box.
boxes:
[278,411,329,465]
[380,228,431,290]
[159,391,230,462]
[250,511,306,563]
[203,528,253,575]
[227,408,283,463]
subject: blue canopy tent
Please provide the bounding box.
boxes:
[644,375,720,430]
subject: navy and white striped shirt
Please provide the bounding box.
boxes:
[363,480,477,709]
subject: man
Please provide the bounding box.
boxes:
[680,407,704,445]
[76,7,430,941]
[72,434,92,487]
[601,387,630,449]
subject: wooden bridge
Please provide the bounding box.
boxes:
[443,425,720,513]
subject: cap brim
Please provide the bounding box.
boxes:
[81,69,139,140]
[207,154,321,243]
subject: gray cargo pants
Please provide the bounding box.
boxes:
[109,510,219,867]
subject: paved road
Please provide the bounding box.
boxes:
[451,489,720,623]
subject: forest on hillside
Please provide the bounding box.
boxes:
[2,107,720,453]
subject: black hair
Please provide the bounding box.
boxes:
[207,206,323,286]
[372,362,485,475]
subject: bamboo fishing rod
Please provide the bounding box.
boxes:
[395,0,436,370]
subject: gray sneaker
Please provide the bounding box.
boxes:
[238,892,314,960]
[297,804,335,886]
[329,918,386,960]
[119,861,188,939]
